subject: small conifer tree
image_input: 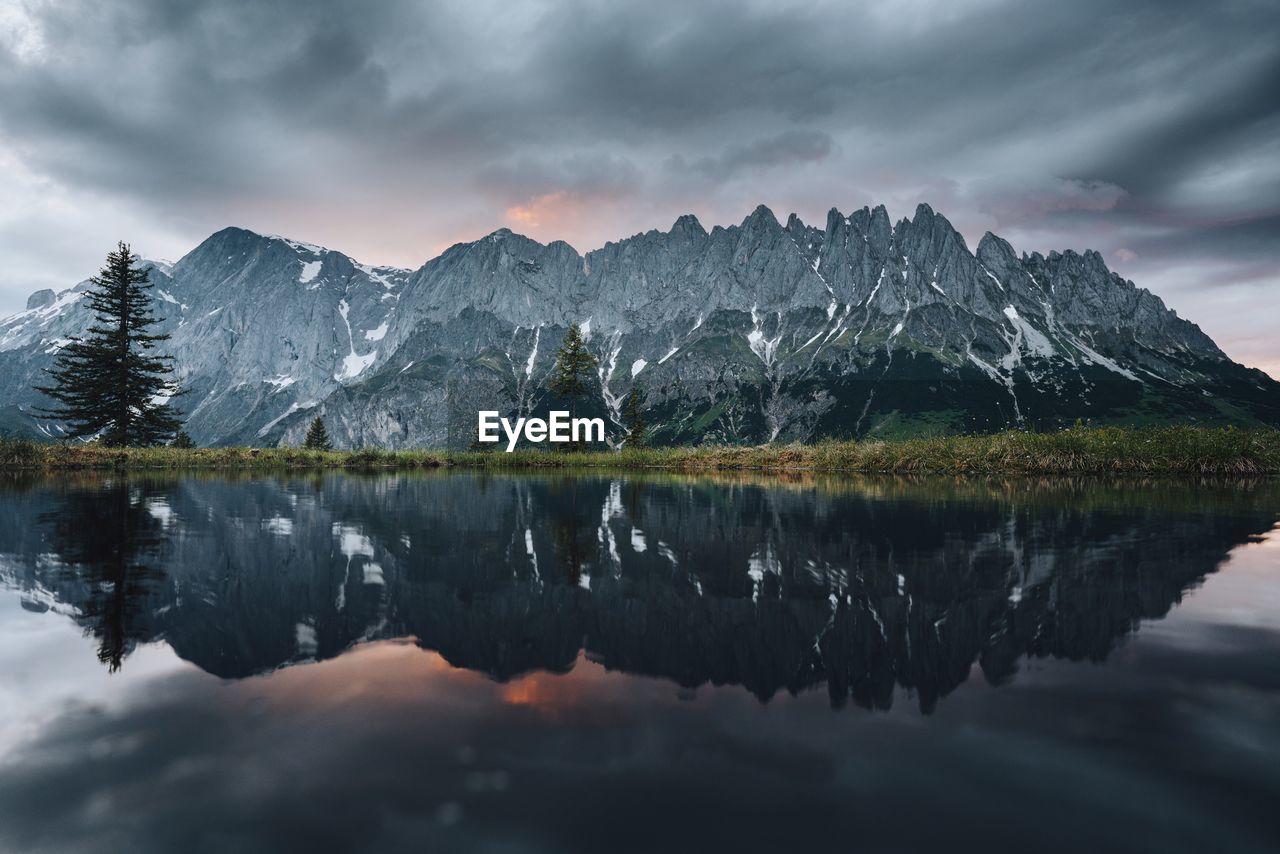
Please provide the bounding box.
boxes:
[303,416,333,451]
[623,385,647,447]
[171,430,195,449]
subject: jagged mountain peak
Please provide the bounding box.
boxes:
[743,203,781,228]
[467,226,574,259]
[824,207,845,232]
[25,289,56,311]
[976,231,1016,262]
[912,201,937,221]
[892,202,956,238]
[671,213,707,238]
[592,213,709,255]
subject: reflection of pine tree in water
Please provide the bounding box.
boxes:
[550,484,590,586]
[622,480,646,529]
[40,484,167,672]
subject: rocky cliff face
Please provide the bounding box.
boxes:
[1,204,1277,447]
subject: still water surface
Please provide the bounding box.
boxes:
[0,472,1277,853]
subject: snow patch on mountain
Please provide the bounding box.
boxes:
[335,300,377,381]
[747,305,782,368]
[525,327,540,378]
[1002,306,1055,359]
[356,263,405,290]
[268,234,327,256]
[264,375,296,393]
[598,332,625,439]
[1069,334,1141,381]
[257,400,316,437]
[299,260,322,285]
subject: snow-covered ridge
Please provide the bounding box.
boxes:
[264,233,328,257]
[238,229,411,287]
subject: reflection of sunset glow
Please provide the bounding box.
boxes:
[237,639,497,716]
[500,680,542,706]
[237,643,689,724]
[493,654,706,719]
[498,666,594,713]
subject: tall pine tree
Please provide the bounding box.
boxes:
[548,323,599,449]
[36,242,181,446]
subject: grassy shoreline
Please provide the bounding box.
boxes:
[2,426,1279,476]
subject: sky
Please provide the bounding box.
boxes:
[0,0,1277,376]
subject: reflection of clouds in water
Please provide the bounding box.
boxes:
[0,585,189,753]
[0,636,1278,854]
[1144,523,1280,645]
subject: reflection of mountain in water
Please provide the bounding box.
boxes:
[1,474,1276,712]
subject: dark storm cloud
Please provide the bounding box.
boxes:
[1077,48,1280,199]
[0,0,1277,371]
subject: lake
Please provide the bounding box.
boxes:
[0,471,1277,853]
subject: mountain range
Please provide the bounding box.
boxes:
[1,203,1277,447]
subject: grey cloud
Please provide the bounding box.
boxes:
[476,153,645,203]
[972,178,1129,222]
[666,130,835,182]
